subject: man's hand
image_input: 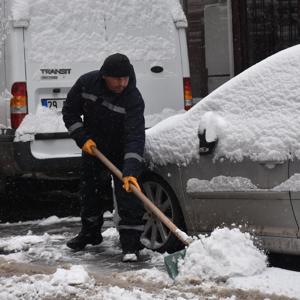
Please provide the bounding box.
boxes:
[123,176,141,192]
[82,139,96,156]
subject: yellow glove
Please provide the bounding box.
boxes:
[82,139,96,156]
[123,176,141,192]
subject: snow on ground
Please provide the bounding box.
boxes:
[0,216,80,227]
[0,217,299,299]
[145,45,300,166]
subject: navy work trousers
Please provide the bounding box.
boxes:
[80,153,145,252]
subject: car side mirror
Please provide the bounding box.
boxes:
[198,129,217,155]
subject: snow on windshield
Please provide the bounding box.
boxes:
[146,45,300,165]
[11,0,186,64]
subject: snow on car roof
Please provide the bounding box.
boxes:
[145,45,300,166]
[11,0,186,64]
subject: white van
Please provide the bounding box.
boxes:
[0,0,191,186]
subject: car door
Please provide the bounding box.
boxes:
[288,158,300,238]
[180,151,297,239]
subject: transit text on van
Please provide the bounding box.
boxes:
[40,69,71,75]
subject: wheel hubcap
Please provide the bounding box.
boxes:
[141,181,173,250]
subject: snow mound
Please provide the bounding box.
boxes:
[0,233,50,253]
[273,173,300,191]
[177,228,267,281]
[51,265,91,286]
[14,106,67,142]
[187,176,258,193]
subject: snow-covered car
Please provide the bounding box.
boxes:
[140,45,300,255]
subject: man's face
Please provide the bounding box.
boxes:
[103,76,129,94]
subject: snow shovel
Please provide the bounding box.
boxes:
[91,146,193,279]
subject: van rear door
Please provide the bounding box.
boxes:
[104,1,189,118]
[22,1,109,159]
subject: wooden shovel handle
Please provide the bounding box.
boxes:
[92,147,192,246]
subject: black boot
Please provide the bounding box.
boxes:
[67,231,103,251]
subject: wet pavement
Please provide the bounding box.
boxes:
[0,215,164,277]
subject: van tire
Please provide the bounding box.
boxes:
[140,173,186,253]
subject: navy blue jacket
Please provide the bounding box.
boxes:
[62,66,145,177]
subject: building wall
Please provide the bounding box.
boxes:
[184,0,300,98]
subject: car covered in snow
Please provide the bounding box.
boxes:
[140,45,300,255]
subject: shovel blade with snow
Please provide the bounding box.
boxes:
[164,249,187,279]
[91,146,192,279]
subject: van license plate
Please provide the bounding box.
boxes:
[41,98,65,110]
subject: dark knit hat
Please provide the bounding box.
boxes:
[101,53,132,77]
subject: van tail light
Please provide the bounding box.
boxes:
[10,82,28,129]
[183,77,193,110]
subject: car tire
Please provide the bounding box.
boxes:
[140,172,186,253]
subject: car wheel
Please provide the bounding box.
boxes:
[140,173,186,253]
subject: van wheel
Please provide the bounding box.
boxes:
[140,173,185,253]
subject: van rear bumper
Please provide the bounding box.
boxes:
[0,130,81,177]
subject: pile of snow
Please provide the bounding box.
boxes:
[0,265,94,299]
[0,232,51,253]
[146,45,300,166]
[11,0,186,64]
[187,176,258,193]
[14,106,67,142]
[177,228,267,281]
[51,265,91,286]
[273,173,300,191]
[187,173,300,192]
